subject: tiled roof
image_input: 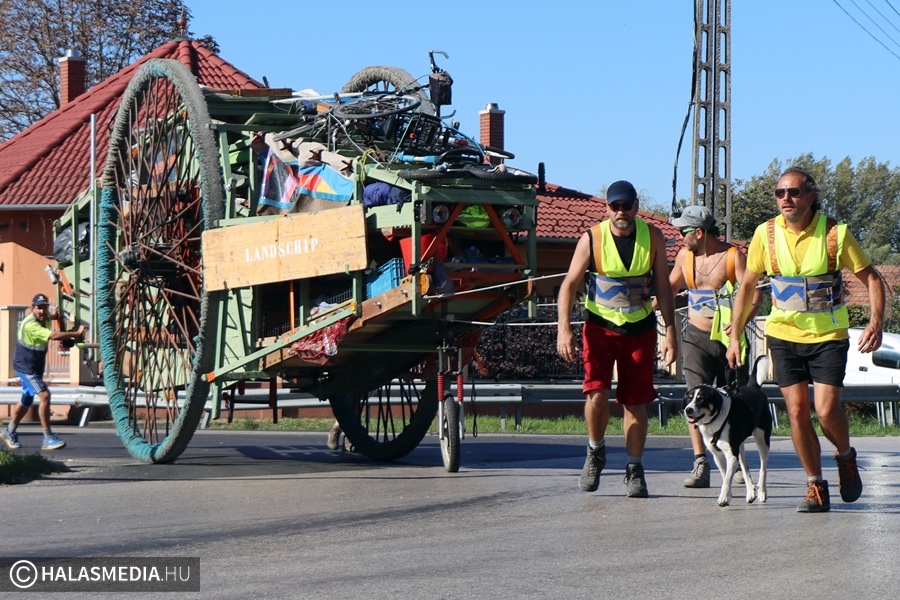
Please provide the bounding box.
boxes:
[843,265,900,308]
[0,38,263,208]
[536,183,684,262]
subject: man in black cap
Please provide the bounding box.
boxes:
[1,293,85,451]
[557,180,678,498]
[669,205,759,488]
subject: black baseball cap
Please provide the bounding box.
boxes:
[606,180,638,204]
[32,293,50,306]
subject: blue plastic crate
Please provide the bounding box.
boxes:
[366,258,407,298]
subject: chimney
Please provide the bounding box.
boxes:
[479,102,505,165]
[58,50,87,106]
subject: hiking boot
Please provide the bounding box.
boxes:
[683,457,710,488]
[579,445,606,492]
[326,423,342,450]
[797,480,831,513]
[624,463,649,498]
[1,427,21,449]
[41,434,66,451]
[835,447,863,503]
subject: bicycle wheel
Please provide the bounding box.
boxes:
[329,377,438,461]
[332,94,421,121]
[97,58,224,464]
[440,395,461,473]
[342,65,435,115]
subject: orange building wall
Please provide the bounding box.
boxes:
[0,211,63,257]
[0,242,56,307]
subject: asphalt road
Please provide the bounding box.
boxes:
[1,427,898,600]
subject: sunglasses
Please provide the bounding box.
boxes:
[679,228,696,236]
[775,187,803,199]
[609,200,635,212]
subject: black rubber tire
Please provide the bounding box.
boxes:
[440,395,461,473]
[329,379,438,461]
[483,145,515,160]
[397,168,470,182]
[464,164,538,184]
[97,59,225,464]
[342,65,436,115]
[436,147,484,166]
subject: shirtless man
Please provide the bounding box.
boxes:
[669,206,759,488]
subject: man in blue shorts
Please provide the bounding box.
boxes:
[1,293,85,451]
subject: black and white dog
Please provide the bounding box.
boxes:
[682,356,772,507]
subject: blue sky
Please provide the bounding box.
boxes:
[187,0,900,209]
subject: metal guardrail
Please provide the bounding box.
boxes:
[0,385,327,427]
[3,381,898,430]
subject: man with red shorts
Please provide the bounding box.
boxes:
[557,180,678,497]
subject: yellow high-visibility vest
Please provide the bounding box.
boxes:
[584,219,654,326]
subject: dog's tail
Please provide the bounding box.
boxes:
[750,354,770,388]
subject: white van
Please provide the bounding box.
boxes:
[844,328,900,384]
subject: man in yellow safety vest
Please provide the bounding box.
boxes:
[727,166,885,513]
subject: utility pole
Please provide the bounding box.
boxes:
[691,0,732,240]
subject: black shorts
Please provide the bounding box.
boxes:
[766,336,849,387]
[682,322,749,388]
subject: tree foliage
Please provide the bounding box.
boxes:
[730,153,900,265]
[0,0,218,141]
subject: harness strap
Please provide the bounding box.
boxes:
[726,246,737,283]
[767,216,839,276]
[710,388,729,447]
[825,217,838,273]
[766,219,780,276]
[587,227,601,275]
[685,250,695,289]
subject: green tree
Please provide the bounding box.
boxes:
[729,160,781,242]
[731,154,900,264]
[0,0,218,141]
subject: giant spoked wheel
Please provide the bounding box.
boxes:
[329,376,438,461]
[97,59,224,464]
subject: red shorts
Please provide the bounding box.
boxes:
[582,320,658,406]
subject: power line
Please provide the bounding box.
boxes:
[884,0,900,20]
[849,0,900,48]
[864,0,900,37]
[833,0,900,61]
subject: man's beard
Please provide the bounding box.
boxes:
[782,205,809,225]
[611,216,633,231]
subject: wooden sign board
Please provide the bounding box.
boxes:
[202,204,368,291]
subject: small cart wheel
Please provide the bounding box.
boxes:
[329,378,438,461]
[97,59,224,464]
[440,395,461,473]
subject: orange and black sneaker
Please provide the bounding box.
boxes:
[797,480,831,513]
[836,447,863,503]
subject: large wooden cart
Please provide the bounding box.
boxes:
[54,58,540,471]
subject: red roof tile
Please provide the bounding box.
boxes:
[843,265,900,310]
[0,39,263,208]
[536,183,684,262]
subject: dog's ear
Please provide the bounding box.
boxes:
[681,388,693,409]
